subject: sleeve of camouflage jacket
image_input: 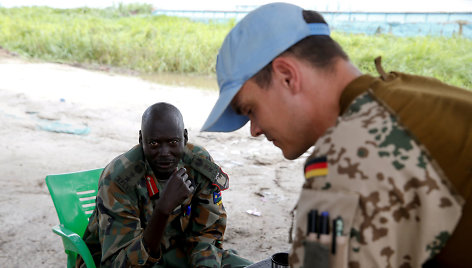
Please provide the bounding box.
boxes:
[96,172,153,267]
[186,149,228,267]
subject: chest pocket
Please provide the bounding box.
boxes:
[291,189,359,268]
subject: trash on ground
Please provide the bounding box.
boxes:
[246,208,261,217]
[37,121,90,135]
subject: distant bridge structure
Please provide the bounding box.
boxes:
[152,9,472,38]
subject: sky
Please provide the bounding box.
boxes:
[0,0,471,12]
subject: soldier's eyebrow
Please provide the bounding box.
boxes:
[147,136,180,141]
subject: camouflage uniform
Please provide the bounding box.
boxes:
[290,70,468,267]
[79,143,252,267]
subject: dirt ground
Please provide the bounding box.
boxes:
[0,49,309,267]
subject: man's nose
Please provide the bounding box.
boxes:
[250,120,263,137]
[158,144,171,156]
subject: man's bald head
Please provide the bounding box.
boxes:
[141,102,184,131]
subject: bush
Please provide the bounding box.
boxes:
[0,5,470,89]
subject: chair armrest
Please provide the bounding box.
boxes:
[52,224,97,268]
[52,224,84,244]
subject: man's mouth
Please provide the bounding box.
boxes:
[155,161,176,169]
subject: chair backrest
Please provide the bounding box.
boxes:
[46,168,104,237]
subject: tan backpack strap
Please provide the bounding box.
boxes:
[374,56,388,80]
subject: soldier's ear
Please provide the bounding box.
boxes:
[184,129,188,145]
[139,130,143,145]
[272,56,300,94]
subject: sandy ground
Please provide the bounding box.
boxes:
[0,49,309,267]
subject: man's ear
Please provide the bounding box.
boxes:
[139,130,143,145]
[271,56,300,94]
[183,129,188,145]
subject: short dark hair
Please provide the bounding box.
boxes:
[252,10,349,88]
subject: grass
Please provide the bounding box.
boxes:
[0,5,470,89]
[335,33,472,89]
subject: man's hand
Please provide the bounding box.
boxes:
[157,168,194,215]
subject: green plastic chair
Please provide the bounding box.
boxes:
[46,168,104,268]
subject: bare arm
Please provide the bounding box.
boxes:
[143,167,194,257]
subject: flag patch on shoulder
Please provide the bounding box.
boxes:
[213,191,222,205]
[304,156,328,179]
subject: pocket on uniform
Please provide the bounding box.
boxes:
[292,188,360,268]
[303,239,330,268]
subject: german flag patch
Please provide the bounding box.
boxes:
[304,156,328,179]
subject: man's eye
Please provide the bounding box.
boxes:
[170,140,178,144]
[149,141,158,146]
[243,108,252,116]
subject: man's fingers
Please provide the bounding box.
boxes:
[184,178,192,188]
[176,167,186,176]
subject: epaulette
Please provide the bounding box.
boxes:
[111,162,145,193]
[182,149,229,191]
[109,145,146,193]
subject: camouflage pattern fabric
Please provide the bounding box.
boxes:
[290,92,463,268]
[79,143,252,267]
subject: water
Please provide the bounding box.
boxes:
[0,0,471,12]
[1,1,471,38]
[140,72,218,91]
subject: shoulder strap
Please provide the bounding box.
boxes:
[374,56,388,80]
[108,145,146,193]
[183,150,229,191]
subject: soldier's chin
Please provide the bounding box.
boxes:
[281,147,304,160]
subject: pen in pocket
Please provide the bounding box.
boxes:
[332,216,343,254]
[319,211,331,245]
[307,209,318,240]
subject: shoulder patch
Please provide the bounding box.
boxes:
[213,191,222,205]
[113,162,145,193]
[304,156,328,179]
[105,146,146,193]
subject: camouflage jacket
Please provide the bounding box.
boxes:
[290,92,463,268]
[82,143,230,267]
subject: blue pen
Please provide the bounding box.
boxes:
[320,211,330,238]
[183,204,191,216]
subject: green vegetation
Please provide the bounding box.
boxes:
[0,5,232,75]
[0,5,470,89]
[335,33,472,89]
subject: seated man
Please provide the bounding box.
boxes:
[78,102,252,267]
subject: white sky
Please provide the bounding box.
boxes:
[0,0,471,12]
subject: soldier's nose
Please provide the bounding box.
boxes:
[250,120,263,137]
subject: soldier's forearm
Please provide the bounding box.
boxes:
[143,208,169,257]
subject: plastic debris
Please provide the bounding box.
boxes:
[37,121,90,135]
[246,208,261,217]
